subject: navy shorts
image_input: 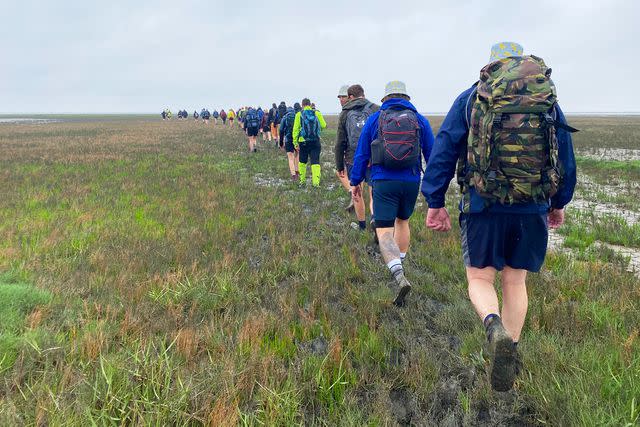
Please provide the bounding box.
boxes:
[346,163,371,184]
[372,180,420,228]
[460,212,549,272]
[246,126,259,137]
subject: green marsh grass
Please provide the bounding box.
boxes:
[0,116,638,425]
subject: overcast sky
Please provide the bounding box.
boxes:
[1,0,637,113]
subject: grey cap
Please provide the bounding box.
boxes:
[337,85,349,97]
[382,80,409,101]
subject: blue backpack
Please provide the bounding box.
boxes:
[300,109,320,141]
[246,109,260,128]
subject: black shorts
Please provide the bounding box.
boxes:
[460,212,548,272]
[372,180,420,228]
[246,126,259,137]
[285,139,295,153]
[298,140,321,165]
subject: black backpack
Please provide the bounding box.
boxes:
[277,105,287,123]
[246,110,260,128]
[345,102,376,151]
[371,109,421,170]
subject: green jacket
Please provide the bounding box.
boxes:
[292,106,327,147]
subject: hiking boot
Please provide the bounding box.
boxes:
[393,276,412,307]
[487,318,517,392]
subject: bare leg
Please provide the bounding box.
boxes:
[377,227,401,264]
[368,185,374,218]
[287,152,297,175]
[466,267,499,321]
[501,267,528,342]
[394,218,410,253]
[354,184,366,222]
[337,172,351,192]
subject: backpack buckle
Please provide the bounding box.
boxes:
[492,114,503,128]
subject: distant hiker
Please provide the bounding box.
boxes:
[422,42,577,392]
[335,85,353,208]
[166,109,172,119]
[268,103,278,144]
[244,107,261,152]
[293,98,327,187]
[212,110,219,124]
[193,110,199,121]
[238,107,246,130]
[261,109,272,143]
[220,109,227,124]
[350,81,434,307]
[161,110,167,120]
[228,109,236,127]
[275,101,287,146]
[201,108,210,124]
[336,84,379,231]
[280,103,300,180]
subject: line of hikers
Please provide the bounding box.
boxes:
[243,42,576,392]
[165,41,577,392]
[160,108,238,126]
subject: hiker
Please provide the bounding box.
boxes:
[238,107,246,130]
[261,108,272,143]
[336,84,379,231]
[193,110,199,121]
[293,98,327,187]
[275,101,287,146]
[228,109,235,127]
[422,42,577,392]
[161,110,167,120]
[269,103,279,143]
[350,81,434,307]
[220,109,227,124]
[280,103,300,180]
[212,110,219,124]
[244,107,261,153]
[166,109,172,120]
[335,85,355,210]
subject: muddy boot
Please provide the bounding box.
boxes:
[393,274,412,307]
[487,317,517,392]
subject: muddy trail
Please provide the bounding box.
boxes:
[251,141,538,425]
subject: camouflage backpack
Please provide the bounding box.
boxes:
[459,55,577,209]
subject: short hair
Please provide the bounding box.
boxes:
[302,98,311,106]
[347,84,365,98]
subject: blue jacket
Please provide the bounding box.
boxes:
[350,98,435,185]
[422,85,577,214]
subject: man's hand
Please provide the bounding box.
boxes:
[351,185,361,200]
[548,208,565,229]
[426,208,452,232]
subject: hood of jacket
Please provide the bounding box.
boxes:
[380,98,418,113]
[342,97,372,111]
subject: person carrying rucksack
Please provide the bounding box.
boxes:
[227,109,235,127]
[220,109,227,124]
[422,42,577,392]
[336,84,379,231]
[276,101,287,130]
[161,110,167,120]
[212,110,219,124]
[293,98,327,187]
[280,103,300,180]
[244,107,261,152]
[193,110,199,121]
[350,81,434,307]
[268,103,279,144]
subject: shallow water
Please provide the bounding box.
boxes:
[577,147,640,161]
[0,118,62,124]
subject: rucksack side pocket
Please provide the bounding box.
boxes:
[370,138,384,166]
